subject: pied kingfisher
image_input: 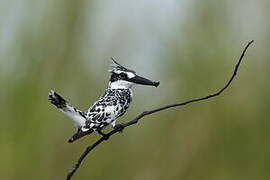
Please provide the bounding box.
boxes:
[49,59,160,142]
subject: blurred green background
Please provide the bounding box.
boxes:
[0,0,269,179]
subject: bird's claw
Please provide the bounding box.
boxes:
[97,130,109,140]
[114,124,124,133]
[102,135,109,140]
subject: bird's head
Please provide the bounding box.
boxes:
[109,58,160,89]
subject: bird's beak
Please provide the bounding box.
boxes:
[130,75,160,87]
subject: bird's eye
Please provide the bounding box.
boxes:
[119,73,126,78]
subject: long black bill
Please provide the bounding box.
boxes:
[130,75,160,87]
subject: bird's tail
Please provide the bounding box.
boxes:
[48,90,68,109]
[48,90,86,127]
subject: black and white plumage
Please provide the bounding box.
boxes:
[84,88,132,131]
[49,59,159,142]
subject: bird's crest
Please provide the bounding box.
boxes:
[109,58,135,74]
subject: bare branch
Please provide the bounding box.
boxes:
[66,40,254,180]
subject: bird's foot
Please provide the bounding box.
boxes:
[113,123,124,133]
[97,130,109,140]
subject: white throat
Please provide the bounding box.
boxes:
[109,80,134,89]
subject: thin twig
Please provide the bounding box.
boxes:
[66,40,254,180]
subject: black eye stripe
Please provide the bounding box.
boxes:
[110,71,136,82]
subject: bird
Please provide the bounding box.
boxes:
[48,58,160,143]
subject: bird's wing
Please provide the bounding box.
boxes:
[83,96,122,131]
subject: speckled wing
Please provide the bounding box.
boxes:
[82,89,132,132]
[83,96,121,131]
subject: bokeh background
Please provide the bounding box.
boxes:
[0,0,269,179]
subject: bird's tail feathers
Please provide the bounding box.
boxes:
[49,90,68,109]
[48,90,86,127]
